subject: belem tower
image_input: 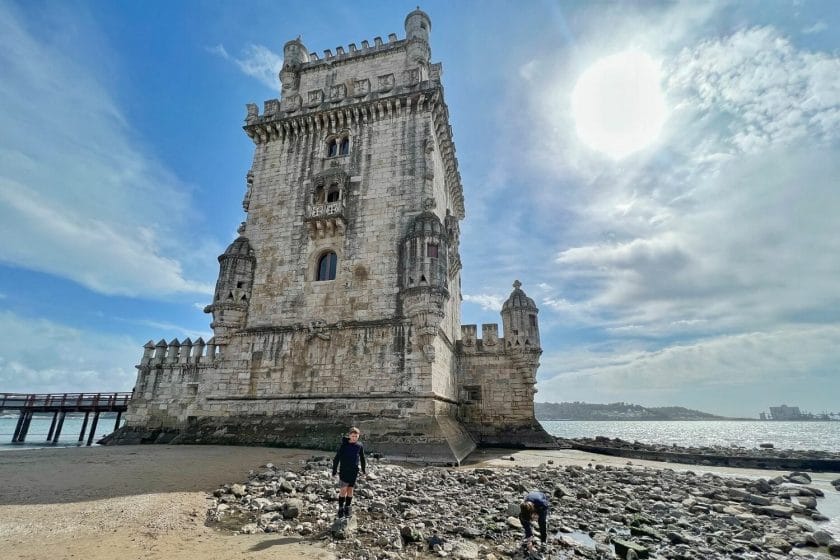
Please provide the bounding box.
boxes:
[111,8,555,463]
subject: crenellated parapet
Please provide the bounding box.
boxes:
[459,324,503,353]
[139,337,218,367]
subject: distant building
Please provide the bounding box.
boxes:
[768,405,803,420]
[759,412,767,420]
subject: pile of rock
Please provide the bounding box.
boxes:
[207,457,839,559]
[566,437,840,461]
[562,437,840,472]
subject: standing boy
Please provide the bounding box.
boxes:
[332,426,366,518]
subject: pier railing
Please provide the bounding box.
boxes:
[0,392,133,446]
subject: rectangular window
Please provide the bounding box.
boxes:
[427,243,439,258]
[464,385,481,402]
[529,314,536,327]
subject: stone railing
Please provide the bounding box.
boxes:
[306,199,345,219]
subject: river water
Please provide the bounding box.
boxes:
[540,420,840,452]
[0,413,123,450]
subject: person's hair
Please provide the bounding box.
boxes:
[348,427,360,435]
[519,500,535,518]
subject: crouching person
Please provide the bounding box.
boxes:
[520,490,550,546]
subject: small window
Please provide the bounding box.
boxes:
[327,139,338,157]
[317,251,337,281]
[327,188,340,202]
[339,137,350,155]
[427,243,439,258]
[529,314,536,327]
[236,281,244,288]
[464,385,481,402]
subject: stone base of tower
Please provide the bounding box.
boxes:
[106,398,476,465]
[463,420,558,449]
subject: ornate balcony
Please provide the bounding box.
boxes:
[305,199,346,238]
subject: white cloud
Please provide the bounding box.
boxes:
[802,21,827,35]
[209,43,283,90]
[667,27,840,153]
[0,310,138,393]
[0,5,213,298]
[462,293,504,312]
[537,324,840,415]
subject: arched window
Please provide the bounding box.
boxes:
[327,139,338,157]
[339,137,350,155]
[313,185,325,203]
[317,251,337,281]
[327,189,340,203]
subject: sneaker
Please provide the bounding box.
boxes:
[344,505,353,518]
[337,506,345,518]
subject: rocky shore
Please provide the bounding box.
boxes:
[208,456,840,559]
[562,437,840,472]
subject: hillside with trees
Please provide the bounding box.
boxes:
[535,401,726,421]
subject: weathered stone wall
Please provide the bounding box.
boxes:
[120,10,552,464]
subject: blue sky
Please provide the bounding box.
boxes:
[1,1,839,417]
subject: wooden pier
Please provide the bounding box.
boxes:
[0,392,132,446]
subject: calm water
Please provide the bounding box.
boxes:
[540,420,840,452]
[0,413,123,450]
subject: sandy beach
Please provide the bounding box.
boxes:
[0,445,337,560]
[2,445,838,560]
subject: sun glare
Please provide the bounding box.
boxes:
[571,50,667,159]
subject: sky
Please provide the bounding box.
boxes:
[1,1,838,418]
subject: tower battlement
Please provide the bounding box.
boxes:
[114,9,554,461]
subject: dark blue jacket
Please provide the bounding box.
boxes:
[520,491,549,542]
[332,437,366,476]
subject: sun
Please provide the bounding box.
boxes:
[571,50,667,159]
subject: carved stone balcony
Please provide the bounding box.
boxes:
[305,199,347,238]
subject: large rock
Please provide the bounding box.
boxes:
[330,515,357,540]
[612,539,649,559]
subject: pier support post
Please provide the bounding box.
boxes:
[114,411,122,432]
[78,411,90,444]
[52,411,66,444]
[46,411,59,441]
[86,412,101,446]
[17,412,34,443]
[11,411,26,443]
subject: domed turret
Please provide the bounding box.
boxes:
[280,37,308,96]
[404,8,431,64]
[204,236,256,340]
[501,280,540,350]
[400,211,449,362]
[404,8,431,42]
[401,211,448,291]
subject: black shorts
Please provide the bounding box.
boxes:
[339,469,359,487]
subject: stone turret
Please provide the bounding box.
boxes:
[400,209,449,361]
[280,37,308,97]
[404,7,432,66]
[501,280,540,351]
[204,234,255,343]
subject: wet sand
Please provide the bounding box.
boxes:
[0,445,337,560]
[2,445,838,559]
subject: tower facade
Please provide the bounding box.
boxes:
[116,10,554,463]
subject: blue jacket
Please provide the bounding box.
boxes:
[332,437,366,475]
[521,491,549,542]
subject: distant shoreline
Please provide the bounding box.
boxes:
[538,417,839,422]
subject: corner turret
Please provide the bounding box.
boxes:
[501,280,540,351]
[404,7,432,64]
[280,37,308,97]
[204,234,256,344]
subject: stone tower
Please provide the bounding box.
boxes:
[114,9,554,463]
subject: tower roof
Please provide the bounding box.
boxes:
[221,236,254,258]
[502,280,537,311]
[406,211,446,239]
